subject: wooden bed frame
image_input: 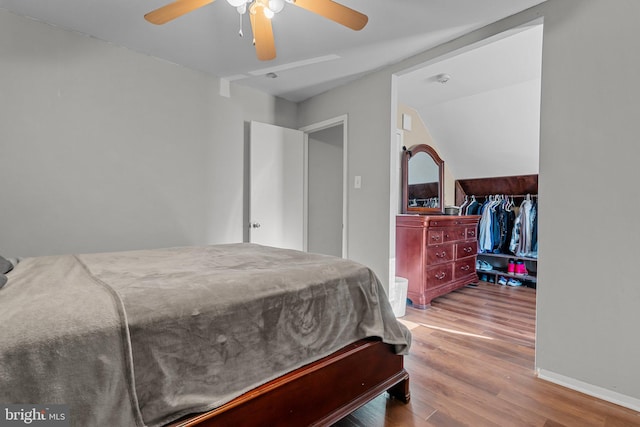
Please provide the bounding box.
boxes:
[165,339,410,426]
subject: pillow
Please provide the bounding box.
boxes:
[0,255,13,274]
[0,274,6,289]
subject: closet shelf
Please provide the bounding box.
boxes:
[477,252,538,286]
[477,252,538,262]
[478,269,537,283]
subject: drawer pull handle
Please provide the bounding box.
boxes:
[469,231,475,237]
[461,265,470,271]
[463,247,472,253]
[436,251,446,258]
[432,235,440,241]
[435,272,446,280]
[460,231,466,237]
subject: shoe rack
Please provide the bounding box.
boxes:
[477,253,537,287]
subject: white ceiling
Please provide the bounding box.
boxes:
[398,22,544,111]
[0,0,545,102]
[398,23,544,181]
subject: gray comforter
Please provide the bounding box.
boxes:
[0,243,410,426]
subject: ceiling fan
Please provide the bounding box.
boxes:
[144,0,368,61]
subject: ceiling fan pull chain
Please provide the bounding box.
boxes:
[239,12,244,37]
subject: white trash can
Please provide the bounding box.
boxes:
[390,277,409,317]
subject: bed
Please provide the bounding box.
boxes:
[0,243,411,426]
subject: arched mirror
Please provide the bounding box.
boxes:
[401,144,444,214]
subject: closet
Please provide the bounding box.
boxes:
[456,175,538,288]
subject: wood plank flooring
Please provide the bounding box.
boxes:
[334,282,640,427]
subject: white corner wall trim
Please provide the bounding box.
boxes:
[536,368,640,412]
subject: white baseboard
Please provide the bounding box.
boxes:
[536,368,640,412]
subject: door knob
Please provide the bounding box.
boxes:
[250,222,261,228]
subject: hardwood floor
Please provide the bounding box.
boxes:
[334,282,640,427]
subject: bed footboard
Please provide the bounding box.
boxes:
[166,339,409,427]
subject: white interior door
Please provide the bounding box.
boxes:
[249,121,304,250]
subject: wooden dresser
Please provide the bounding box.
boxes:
[396,214,481,308]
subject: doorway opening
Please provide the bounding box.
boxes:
[301,115,348,258]
[392,19,543,334]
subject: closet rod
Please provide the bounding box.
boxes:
[471,194,537,198]
[505,194,537,198]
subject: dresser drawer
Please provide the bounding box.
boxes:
[465,226,477,240]
[426,218,455,228]
[427,229,444,245]
[456,240,477,259]
[443,227,467,243]
[454,258,476,280]
[426,244,454,265]
[425,263,453,288]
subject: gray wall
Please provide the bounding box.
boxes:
[535,0,640,405]
[0,9,296,257]
[308,125,343,257]
[300,0,640,409]
[298,71,395,289]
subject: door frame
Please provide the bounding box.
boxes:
[300,115,348,258]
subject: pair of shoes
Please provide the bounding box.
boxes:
[476,260,493,271]
[480,274,488,282]
[497,276,508,285]
[507,278,523,287]
[508,259,516,274]
[514,260,528,276]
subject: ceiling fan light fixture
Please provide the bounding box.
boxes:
[268,0,285,13]
[145,0,367,61]
[263,7,275,19]
[226,0,247,7]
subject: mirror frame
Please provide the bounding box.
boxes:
[401,144,444,214]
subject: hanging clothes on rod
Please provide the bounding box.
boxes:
[469,193,537,258]
[458,195,470,215]
[509,194,538,258]
[463,195,481,215]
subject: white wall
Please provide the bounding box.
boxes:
[0,9,296,257]
[422,79,541,179]
[397,104,456,207]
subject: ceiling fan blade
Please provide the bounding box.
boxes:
[250,5,276,61]
[145,0,215,25]
[292,0,367,31]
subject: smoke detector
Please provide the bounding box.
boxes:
[436,73,451,84]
